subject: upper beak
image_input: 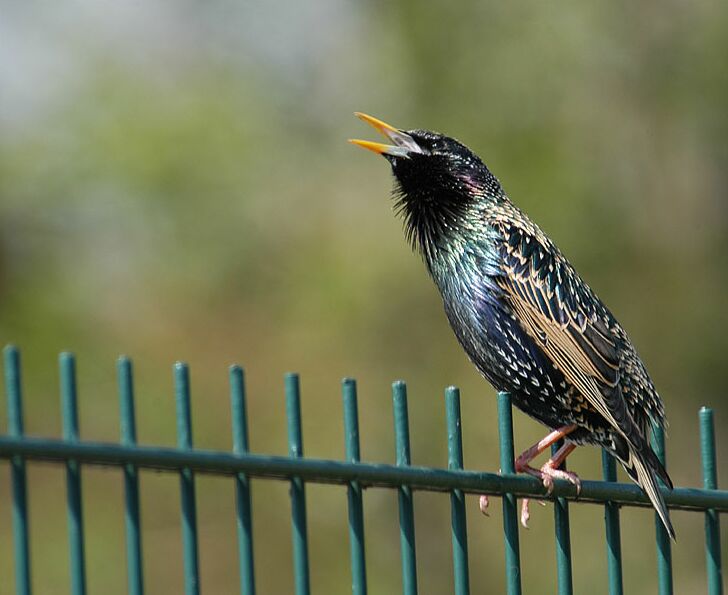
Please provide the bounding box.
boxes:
[349,113,423,158]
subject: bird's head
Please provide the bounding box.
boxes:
[350,113,502,254]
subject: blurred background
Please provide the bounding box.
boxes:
[1,2,727,593]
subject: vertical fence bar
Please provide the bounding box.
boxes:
[551,439,573,595]
[118,357,144,595]
[497,392,522,595]
[230,365,256,595]
[652,424,673,595]
[342,378,367,595]
[285,373,310,595]
[174,362,200,595]
[4,346,31,595]
[60,352,86,595]
[601,450,624,595]
[392,381,418,595]
[445,386,470,595]
[699,407,723,595]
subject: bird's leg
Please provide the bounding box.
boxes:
[479,424,577,517]
[479,425,579,522]
[520,441,580,492]
[513,425,578,528]
[520,442,582,525]
[514,425,577,474]
[538,442,581,494]
[520,441,581,528]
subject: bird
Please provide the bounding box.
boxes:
[350,112,674,539]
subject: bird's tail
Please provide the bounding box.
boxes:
[618,438,675,540]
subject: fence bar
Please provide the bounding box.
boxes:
[174,363,200,595]
[445,386,470,595]
[393,381,418,595]
[118,357,144,595]
[230,366,256,595]
[1,436,726,509]
[4,346,31,595]
[652,424,673,595]
[286,373,310,595]
[342,378,367,595]
[551,440,573,595]
[497,392,522,595]
[61,352,86,595]
[601,450,624,595]
[699,407,723,595]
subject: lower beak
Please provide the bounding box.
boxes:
[349,112,422,158]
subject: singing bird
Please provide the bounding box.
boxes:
[350,113,674,538]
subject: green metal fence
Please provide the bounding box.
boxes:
[1,345,725,595]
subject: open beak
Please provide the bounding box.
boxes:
[349,113,423,158]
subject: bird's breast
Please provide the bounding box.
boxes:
[428,241,507,362]
[427,240,593,430]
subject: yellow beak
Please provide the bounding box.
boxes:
[348,139,395,155]
[349,112,422,158]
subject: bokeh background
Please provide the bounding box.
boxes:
[1,2,727,593]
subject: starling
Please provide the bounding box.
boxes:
[350,113,674,538]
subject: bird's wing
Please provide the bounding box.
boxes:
[493,223,636,441]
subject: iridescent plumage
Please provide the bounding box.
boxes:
[351,115,674,538]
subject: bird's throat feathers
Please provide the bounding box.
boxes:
[391,160,503,265]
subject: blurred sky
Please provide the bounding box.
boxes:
[1,2,727,594]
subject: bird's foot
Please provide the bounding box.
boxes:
[519,460,581,495]
[481,439,580,528]
[539,460,582,495]
[517,459,581,529]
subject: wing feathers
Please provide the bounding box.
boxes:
[496,224,635,440]
[492,219,673,538]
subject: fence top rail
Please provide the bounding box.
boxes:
[0,435,724,513]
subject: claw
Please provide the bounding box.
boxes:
[520,498,547,529]
[541,462,582,495]
[542,474,555,495]
[521,499,530,528]
[479,494,490,516]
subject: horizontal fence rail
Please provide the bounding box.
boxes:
[1,345,725,595]
[1,436,725,510]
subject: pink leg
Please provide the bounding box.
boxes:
[480,425,578,520]
[542,442,580,493]
[515,425,577,473]
[520,442,581,528]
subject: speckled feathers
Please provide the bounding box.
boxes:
[361,121,674,538]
